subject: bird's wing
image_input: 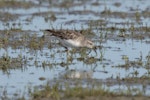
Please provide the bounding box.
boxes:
[45,29,83,40]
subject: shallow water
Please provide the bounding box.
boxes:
[0,0,150,99]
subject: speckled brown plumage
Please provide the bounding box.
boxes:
[44,29,94,49]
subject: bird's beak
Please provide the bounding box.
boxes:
[93,46,97,55]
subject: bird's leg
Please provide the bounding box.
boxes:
[87,47,97,56]
[64,47,68,52]
[63,46,70,58]
[64,47,70,55]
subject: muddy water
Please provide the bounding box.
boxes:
[0,0,150,99]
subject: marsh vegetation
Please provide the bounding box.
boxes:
[0,0,150,100]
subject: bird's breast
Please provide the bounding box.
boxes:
[64,39,81,47]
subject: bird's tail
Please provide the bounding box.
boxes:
[43,29,57,36]
[44,29,56,33]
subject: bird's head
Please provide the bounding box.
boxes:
[85,40,95,49]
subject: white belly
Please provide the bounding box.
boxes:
[61,39,81,48]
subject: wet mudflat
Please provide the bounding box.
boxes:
[0,0,150,100]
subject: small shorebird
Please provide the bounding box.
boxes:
[44,29,95,50]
